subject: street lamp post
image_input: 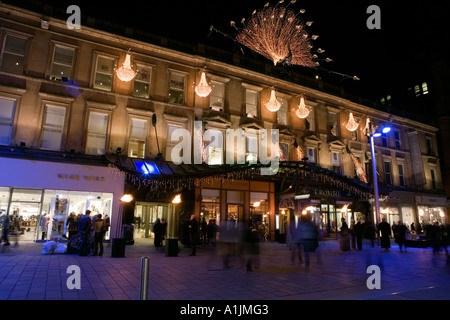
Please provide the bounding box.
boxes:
[166,194,181,257]
[367,122,391,240]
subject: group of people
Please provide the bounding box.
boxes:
[69,210,109,256]
[151,218,167,249]
[1,212,21,250]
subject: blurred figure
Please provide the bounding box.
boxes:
[206,219,217,246]
[350,219,356,250]
[66,212,78,240]
[152,218,164,249]
[188,214,198,256]
[244,220,259,271]
[290,219,301,263]
[429,221,441,254]
[393,221,408,252]
[220,219,242,268]
[200,218,207,245]
[340,218,350,252]
[378,217,392,252]
[354,219,365,251]
[364,221,376,247]
[1,213,10,252]
[297,214,319,266]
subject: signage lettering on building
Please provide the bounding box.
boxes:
[58,174,106,182]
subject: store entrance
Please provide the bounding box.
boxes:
[135,202,168,239]
[227,204,244,222]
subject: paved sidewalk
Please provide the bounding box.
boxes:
[0,237,449,301]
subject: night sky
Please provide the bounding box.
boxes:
[7,0,449,106]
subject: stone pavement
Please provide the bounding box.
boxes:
[0,236,449,302]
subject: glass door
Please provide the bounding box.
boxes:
[9,188,44,241]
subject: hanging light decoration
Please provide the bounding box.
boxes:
[295,95,310,119]
[195,72,212,97]
[266,89,281,112]
[345,113,360,132]
[116,50,137,82]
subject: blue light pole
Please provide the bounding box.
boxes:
[368,124,391,230]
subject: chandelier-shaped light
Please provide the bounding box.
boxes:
[345,113,359,132]
[266,89,281,112]
[295,95,310,119]
[195,72,212,97]
[234,2,317,67]
[116,52,136,82]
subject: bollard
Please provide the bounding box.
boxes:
[140,257,149,300]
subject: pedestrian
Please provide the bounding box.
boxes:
[1,213,10,251]
[429,221,441,254]
[350,219,356,250]
[340,217,350,252]
[393,221,408,252]
[66,212,78,240]
[244,220,259,271]
[354,219,365,250]
[93,214,105,256]
[206,219,217,245]
[77,210,92,256]
[297,214,319,266]
[152,218,164,249]
[40,212,49,240]
[200,217,207,244]
[188,214,198,256]
[378,217,392,252]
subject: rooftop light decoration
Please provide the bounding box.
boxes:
[231,0,323,67]
[295,95,310,119]
[266,89,282,112]
[345,113,360,132]
[195,72,213,97]
[116,50,136,82]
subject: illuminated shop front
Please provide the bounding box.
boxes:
[0,157,125,241]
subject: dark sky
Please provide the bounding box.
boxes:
[8,0,449,102]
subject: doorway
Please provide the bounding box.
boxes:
[135,202,168,238]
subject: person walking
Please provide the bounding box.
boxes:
[152,218,164,249]
[393,221,408,252]
[354,219,365,251]
[378,217,392,252]
[340,218,351,252]
[188,214,198,256]
[244,221,259,271]
[93,214,106,256]
[77,210,92,256]
[200,217,207,244]
[297,214,319,266]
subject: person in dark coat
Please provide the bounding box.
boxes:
[244,220,260,271]
[340,218,351,252]
[364,221,376,247]
[188,214,199,256]
[378,217,392,251]
[152,218,164,249]
[393,221,408,252]
[354,219,365,250]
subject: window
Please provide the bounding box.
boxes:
[329,112,338,136]
[277,99,288,126]
[426,137,434,157]
[85,112,109,155]
[332,151,340,172]
[133,65,151,98]
[0,97,16,145]
[246,135,258,163]
[165,123,185,162]
[168,72,185,105]
[431,169,437,190]
[50,45,75,81]
[209,81,225,111]
[381,132,388,147]
[128,118,147,158]
[205,129,223,165]
[414,85,421,97]
[305,107,315,131]
[40,105,66,151]
[245,89,258,118]
[0,34,28,74]
[394,131,401,150]
[94,56,115,91]
[280,142,289,161]
[422,82,429,95]
[307,147,316,163]
[398,164,405,187]
[384,161,391,185]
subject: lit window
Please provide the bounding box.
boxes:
[246,135,258,163]
[50,46,75,81]
[133,65,151,98]
[430,169,437,190]
[329,112,338,136]
[414,85,421,97]
[307,147,316,163]
[209,81,225,111]
[277,99,289,126]
[40,105,66,151]
[245,89,258,118]
[332,151,340,173]
[128,118,147,158]
[422,82,429,95]
[280,142,289,161]
[94,56,115,91]
[0,34,28,74]
[0,97,16,145]
[398,164,405,187]
[168,72,185,105]
[86,112,108,155]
